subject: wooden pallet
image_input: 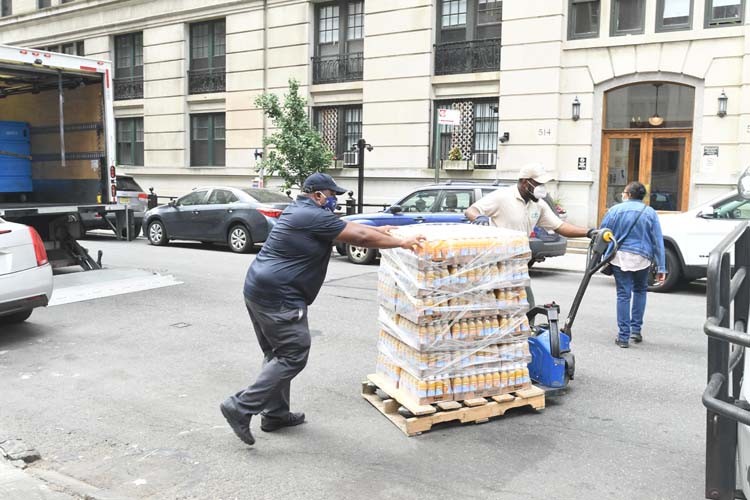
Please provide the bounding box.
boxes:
[362,373,545,436]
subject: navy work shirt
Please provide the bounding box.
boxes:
[243,196,347,308]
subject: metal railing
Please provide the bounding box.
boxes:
[188,67,226,94]
[434,38,502,76]
[703,221,750,500]
[113,76,144,100]
[312,53,364,85]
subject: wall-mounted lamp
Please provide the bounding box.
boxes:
[572,96,581,121]
[254,149,263,160]
[718,90,728,118]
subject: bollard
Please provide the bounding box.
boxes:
[346,191,356,215]
[147,187,158,210]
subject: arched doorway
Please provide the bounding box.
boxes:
[598,82,695,220]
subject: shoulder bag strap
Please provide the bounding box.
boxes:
[619,203,649,244]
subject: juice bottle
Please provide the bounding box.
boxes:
[469,374,478,393]
[460,319,469,340]
[491,317,500,336]
[468,319,477,339]
[435,377,443,398]
[427,378,437,398]
[522,367,531,386]
[492,371,501,390]
[507,367,516,387]
[477,373,486,395]
[461,375,470,396]
[418,379,428,399]
[452,377,462,398]
[450,321,460,340]
[500,369,508,389]
[514,364,524,388]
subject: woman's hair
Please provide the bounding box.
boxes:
[624,181,647,201]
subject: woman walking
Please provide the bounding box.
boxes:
[600,181,666,348]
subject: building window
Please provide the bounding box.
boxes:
[313,105,362,160]
[656,0,692,31]
[116,118,144,166]
[568,0,600,39]
[190,114,225,167]
[434,0,502,75]
[37,42,85,56]
[313,1,364,84]
[1,0,11,17]
[705,0,744,26]
[189,19,226,94]
[38,0,50,8]
[114,33,143,100]
[611,0,646,35]
[434,99,498,169]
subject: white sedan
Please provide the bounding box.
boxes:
[0,217,53,324]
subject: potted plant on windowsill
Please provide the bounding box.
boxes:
[442,146,474,170]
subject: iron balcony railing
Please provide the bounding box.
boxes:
[188,67,226,94]
[703,221,750,500]
[434,38,502,76]
[113,76,143,100]
[312,53,364,85]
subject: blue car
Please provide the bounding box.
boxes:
[337,181,567,264]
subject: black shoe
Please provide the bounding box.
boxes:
[631,333,643,343]
[220,400,255,446]
[615,339,629,348]
[261,412,306,432]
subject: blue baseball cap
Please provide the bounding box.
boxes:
[302,173,348,195]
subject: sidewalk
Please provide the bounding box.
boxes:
[533,252,589,274]
[0,461,74,500]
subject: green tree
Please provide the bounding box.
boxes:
[254,79,334,191]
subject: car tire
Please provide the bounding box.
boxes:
[228,225,253,253]
[346,244,377,265]
[648,247,681,293]
[120,224,142,240]
[0,309,33,324]
[147,220,168,246]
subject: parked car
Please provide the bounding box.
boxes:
[336,181,568,265]
[651,189,750,292]
[80,175,148,238]
[143,186,291,253]
[0,217,53,324]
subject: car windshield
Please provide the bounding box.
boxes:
[117,177,143,192]
[242,188,290,203]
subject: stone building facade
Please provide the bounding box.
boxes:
[0,0,746,225]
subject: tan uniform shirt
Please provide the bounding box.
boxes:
[471,186,563,235]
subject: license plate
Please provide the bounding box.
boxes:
[118,197,130,204]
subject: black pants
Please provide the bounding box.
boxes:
[228,299,310,420]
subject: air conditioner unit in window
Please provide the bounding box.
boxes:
[343,151,359,167]
[473,152,497,167]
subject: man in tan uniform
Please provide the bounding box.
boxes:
[465,163,595,305]
[466,163,593,239]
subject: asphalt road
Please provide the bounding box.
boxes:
[0,236,708,500]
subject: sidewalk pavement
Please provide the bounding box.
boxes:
[533,252,589,274]
[0,461,75,500]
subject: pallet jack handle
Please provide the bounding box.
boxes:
[561,229,617,337]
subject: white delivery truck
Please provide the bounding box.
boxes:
[0,43,132,270]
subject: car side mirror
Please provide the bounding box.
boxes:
[739,166,750,200]
[168,200,177,208]
[389,205,403,214]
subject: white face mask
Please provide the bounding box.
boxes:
[532,185,547,201]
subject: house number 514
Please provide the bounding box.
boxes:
[538,128,552,136]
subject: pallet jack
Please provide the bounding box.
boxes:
[526,229,616,394]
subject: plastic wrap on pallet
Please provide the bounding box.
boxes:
[373,224,534,405]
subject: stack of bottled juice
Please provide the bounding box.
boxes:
[375,224,533,405]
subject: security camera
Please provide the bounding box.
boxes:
[499,132,510,144]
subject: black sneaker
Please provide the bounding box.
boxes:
[615,338,629,348]
[261,412,306,432]
[631,333,643,343]
[220,400,255,446]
